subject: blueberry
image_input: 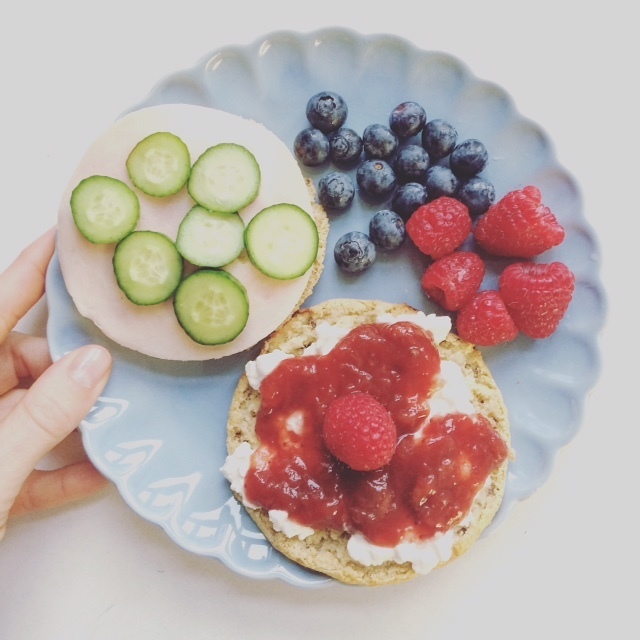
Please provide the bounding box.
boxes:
[425,165,460,199]
[318,171,355,210]
[362,124,398,159]
[393,144,430,184]
[334,231,376,273]
[306,91,348,133]
[390,182,428,220]
[457,176,496,217]
[293,128,330,166]
[449,139,489,178]
[329,127,363,165]
[389,101,427,138]
[421,119,458,160]
[369,209,406,250]
[356,159,397,198]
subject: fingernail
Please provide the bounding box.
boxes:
[69,346,112,388]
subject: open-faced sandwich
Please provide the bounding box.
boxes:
[56,103,328,361]
[222,298,511,586]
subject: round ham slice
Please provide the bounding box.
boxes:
[56,104,325,361]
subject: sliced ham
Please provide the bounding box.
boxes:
[56,104,322,361]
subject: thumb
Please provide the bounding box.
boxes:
[0,345,112,494]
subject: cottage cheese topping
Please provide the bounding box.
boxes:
[245,350,293,390]
[222,441,259,509]
[268,510,315,540]
[429,360,475,419]
[347,530,455,574]
[222,312,480,574]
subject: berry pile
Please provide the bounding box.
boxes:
[293,92,575,345]
[410,187,574,346]
[297,95,495,225]
[294,92,495,273]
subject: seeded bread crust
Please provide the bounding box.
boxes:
[296,179,328,310]
[226,298,510,586]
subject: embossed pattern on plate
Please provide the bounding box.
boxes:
[47,28,606,587]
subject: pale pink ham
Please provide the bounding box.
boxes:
[56,104,320,361]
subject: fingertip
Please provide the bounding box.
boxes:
[68,345,113,389]
[0,344,113,477]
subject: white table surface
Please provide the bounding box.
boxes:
[0,2,634,639]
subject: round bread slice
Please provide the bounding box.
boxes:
[226,298,511,586]
[56,104,328,361]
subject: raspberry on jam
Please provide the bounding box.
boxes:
[323,392,397,471]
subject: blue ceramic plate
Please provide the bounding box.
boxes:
[47,28,606,588]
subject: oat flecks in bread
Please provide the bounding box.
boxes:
[295,178,328,311]
[226,298,510,586]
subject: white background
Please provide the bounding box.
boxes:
[0,2,635,639]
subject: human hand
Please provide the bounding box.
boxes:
[0,228,113,541]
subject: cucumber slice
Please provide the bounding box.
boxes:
[173,269,249,345]
[113,231,183,305]
[71,175,140,244]
[176,205,245,267]
[244,204,319,279]
[126,131,191,197]
[188,143,261,213]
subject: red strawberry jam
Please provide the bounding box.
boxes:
[244,321,508,547]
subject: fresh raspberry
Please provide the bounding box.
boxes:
[473,186,565,258]
[499,261,575,338]
[322,392,397,471]
[456,290,519,346]
[421,251,486,311]
[405,197,472,260]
